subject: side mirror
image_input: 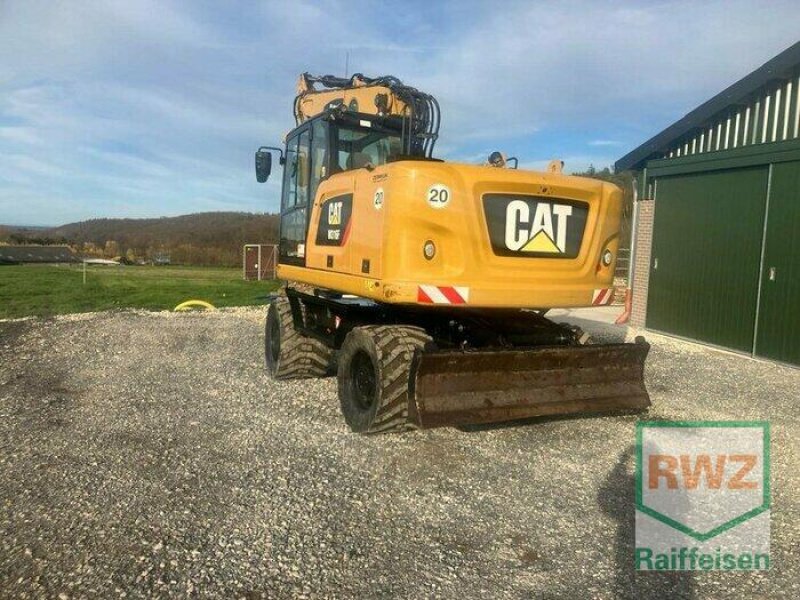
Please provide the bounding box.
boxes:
[255,149,272,183]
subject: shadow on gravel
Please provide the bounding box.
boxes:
[0,320,31,347]
[555,316,629,344]
[455,409,647,433]
[599,446,695,600]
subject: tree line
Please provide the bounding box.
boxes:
[1,212,279,267]
[571,166,634,249]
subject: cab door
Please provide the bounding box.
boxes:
[279,126,311,265]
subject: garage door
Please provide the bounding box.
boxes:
[754,161,800,365]
[647,167,769,352]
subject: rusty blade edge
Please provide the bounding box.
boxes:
[417,394,651,429]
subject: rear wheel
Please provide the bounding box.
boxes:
[337,325,432,433]
[265,296,333,379]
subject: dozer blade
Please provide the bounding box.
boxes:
[409,338,650,429]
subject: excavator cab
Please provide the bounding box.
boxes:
[260,108,419,266]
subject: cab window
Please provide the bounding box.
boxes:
[335,127,402,172]
[279,128,310,262]
[309,119,328,202]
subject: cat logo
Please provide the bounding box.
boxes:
[328,201,343,226]
[504,200,573,253]
[483,194,587,258]
[317,194,353,247]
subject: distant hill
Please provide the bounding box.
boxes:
[1,212,279,266]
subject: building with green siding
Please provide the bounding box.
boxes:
[616,41,800,366]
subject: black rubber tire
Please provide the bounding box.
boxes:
[337,325,432,434]
[265,296,333,379]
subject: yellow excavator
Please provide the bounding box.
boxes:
[255,73,650,433]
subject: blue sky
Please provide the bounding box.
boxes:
[1,0,799,225]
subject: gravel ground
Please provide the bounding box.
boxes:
[0,307,797,599]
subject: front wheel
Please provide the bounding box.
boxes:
[337,325,431,433]
[265,297,333,379]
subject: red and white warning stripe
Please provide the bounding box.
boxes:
[591,288,614,306]
[417,285,470,305]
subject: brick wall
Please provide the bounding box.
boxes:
[630,199,655,328]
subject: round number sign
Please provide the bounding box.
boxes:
[427,184,451,208]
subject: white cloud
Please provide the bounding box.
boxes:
[589,140,622,147]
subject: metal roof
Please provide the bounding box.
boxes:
[0,245,79,264]
[616,40,800,172]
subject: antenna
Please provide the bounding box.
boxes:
[344,51,349,78]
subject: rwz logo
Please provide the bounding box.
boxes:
[648,453,759,490]
[635,421,770,571]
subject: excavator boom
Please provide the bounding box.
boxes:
[293,72,440,157]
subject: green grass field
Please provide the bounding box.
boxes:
[0,264,280,319]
